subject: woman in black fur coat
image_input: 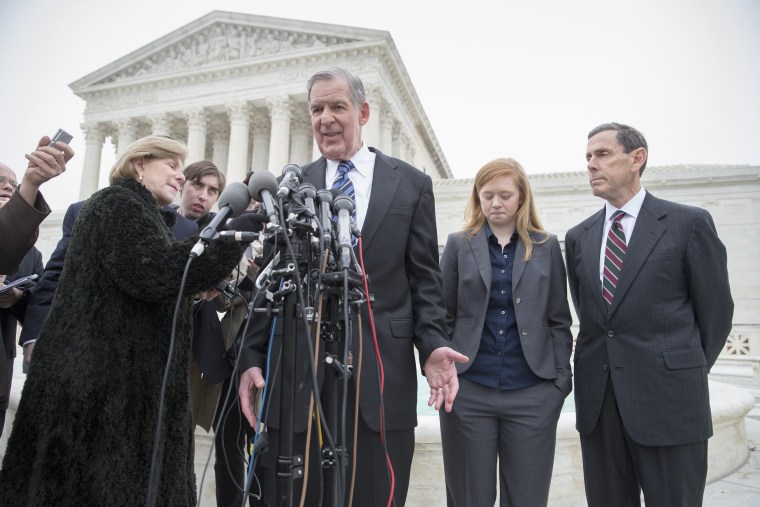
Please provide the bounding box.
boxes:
[0,136,245,506]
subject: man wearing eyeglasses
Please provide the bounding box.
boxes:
[0,162,45,436]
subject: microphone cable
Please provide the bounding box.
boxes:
[357,236,396,507]
[146,255,194,507]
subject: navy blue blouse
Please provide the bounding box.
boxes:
[461,226,543,390]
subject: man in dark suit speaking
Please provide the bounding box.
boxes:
[237,67,467,506]
[565,123,733,506]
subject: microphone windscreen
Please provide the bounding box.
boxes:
[248,171,278,201]
[299,182,317,199]
[317,188,334,205]
[282,164,302,178]
[333,193,354,212]
[217,182,251,218]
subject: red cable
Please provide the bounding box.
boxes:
[357,237,396,507]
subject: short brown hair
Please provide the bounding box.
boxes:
[183,160,226,193]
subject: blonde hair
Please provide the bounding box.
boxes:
[108,136,188,183]
[463,158,548,260]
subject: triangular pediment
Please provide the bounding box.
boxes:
[71,11,390,89]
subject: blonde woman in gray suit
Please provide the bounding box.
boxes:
[439,158,573,506]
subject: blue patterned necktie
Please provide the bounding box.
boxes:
[332,160,357,245]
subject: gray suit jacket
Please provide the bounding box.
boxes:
[565,192,733,446]
[440,229,573,394]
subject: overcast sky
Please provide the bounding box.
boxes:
[1,0,758,211]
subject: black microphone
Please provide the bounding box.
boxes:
[276,164,302,199]
[333,193,354,270]
[316,189,334,242]
[218,230,259,242]
[248,171,279,227]
[191,182,251,258]
[299,183,317,216]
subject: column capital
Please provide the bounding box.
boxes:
[266,95,292,121]
[148,112,173,137]
[114,117,139,137]
[81,121,107,143]
[184,107,210,127]
[226,100,252,123]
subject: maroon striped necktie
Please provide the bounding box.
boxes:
[603,210,627,310]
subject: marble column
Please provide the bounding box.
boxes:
[250,113,270,173]
[267,95,292,175]
[114,118,139,157]
[79,122,106,199]
[289,107,312,166]
[404,132,416,163]
[392,121,403,159]
[226,101,251,184]
[211,117,230,175]
[149,112,172,137]
[185,107,209,164]
[380,108,394,155]
[363,86,381,149]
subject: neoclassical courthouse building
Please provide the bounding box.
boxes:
[35,10,757,362]
[18,10,760,505]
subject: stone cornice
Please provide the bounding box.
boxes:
[434,165,760,194]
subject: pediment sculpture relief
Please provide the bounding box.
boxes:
[102,23,353,84]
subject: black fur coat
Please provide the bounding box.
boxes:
[0,178,243,506]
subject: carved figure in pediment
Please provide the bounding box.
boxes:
[194,34,209,65]
[158,48,180,72]
[208,25,228,62]
[180,41,194,67]
[311,36,326,48]
[134,56,156,76]
[262,33,280,54]
[225,26,241,60]
[280,35,296,52]
[245,33,260,57]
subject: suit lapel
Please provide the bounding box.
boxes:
[361,150,401,249]
[302,158,327,189]
[512,236,529,289]
[607,194,666,317]
[580,209,607,315]
[468,227,491,289]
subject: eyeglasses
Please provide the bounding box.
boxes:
[0,176,18,190]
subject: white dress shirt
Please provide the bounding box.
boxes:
[324,143,375,231]
[598,187,646,287]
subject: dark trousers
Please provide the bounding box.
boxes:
[214,375,259,507]
[0,354,13,438]
[440,379,565,507]
[580,377,708,507]
[256,405,414,506]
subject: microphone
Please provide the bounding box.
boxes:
[299,183,317,217]
[191,182,251,258]
[248,171,279,227]
[218,230,259,242]
[333,193,354,270]
[276,164,302,199]
[316,189,334,242]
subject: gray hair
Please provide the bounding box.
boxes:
[307,67,366,108]
[588,122,649,174]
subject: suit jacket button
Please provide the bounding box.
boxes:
[515,297,521,304]
[603,364,608,372]
[521,329,528,336]
[607,331,614,337]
